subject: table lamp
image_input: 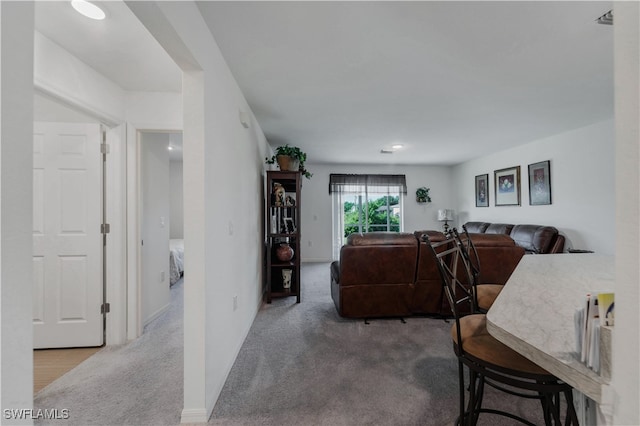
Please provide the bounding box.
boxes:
[437,209,454,234]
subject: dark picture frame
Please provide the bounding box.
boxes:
[475,174,489,207]
[494,166,521,206]
[528,160,551,205]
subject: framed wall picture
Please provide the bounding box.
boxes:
[475,174,489,207]
[494,166,521,206]
[528,160,551,205]
[283,217,296,234]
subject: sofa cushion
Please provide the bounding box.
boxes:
[485,223,514,235]
[468,233,525,285]
[464,222,490,233]
[510,224,559,254]
[469,233,516,247]
[346,232,417,246]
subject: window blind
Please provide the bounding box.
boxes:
[328,174,407,194]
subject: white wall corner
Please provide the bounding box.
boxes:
[1,1,35,420]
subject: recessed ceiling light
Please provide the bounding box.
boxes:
[392,144,404,150]
[71,0,106,20]
[168,146,174,151]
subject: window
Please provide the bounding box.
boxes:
[329,174,407,259]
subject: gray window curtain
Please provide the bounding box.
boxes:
[328,174,407,194]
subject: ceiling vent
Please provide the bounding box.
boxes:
[596,10,613,25]
[380,149,394,154]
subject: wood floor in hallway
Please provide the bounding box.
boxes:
[34,347,103,393]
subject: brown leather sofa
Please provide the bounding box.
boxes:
[412,231,448,315]
[330,231,524,319]
[464,222,565,254]
[470,233,525,284]
[330,232,418,318]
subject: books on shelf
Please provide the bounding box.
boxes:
[574,292,614,374]
[597,292,614,326]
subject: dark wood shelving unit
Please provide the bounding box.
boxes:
[265,171,301,303]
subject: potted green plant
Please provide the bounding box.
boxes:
[416,187,431,203]
[265,144,313,179]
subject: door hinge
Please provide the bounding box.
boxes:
[101,302,110,314]
[101,143,110,154]
[101,223,111,234]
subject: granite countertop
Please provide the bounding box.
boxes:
[486,253,614,403]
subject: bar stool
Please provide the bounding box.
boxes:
[426,229,578,426]
[457,225,504,312]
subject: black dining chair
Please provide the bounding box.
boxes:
[425,229,578,426]
[457,225,505,313]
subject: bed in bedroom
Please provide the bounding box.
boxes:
[170,239,184,285]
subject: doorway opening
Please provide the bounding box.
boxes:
[139,131,184,329]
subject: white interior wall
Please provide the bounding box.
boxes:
[125,91,182,129]
[0,2,34,422]
[34,32,183,129]
[452,119,615,255]
[300,163,454,262]
[612,2,640,424]
[141,132,171,325]
[169,160,184,239]
[34,93,98,123]
[34,31,125,126]
[34,19,183,344]
[127,2,272,422]
[0,3,633,425]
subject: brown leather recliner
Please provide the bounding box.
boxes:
[330,230,526,319]
[412,230,448,315]
[463,222,565,254]
[470,234,525,284]
[330,232,418,318]
[469,234,525,311]
[510,224,564,254]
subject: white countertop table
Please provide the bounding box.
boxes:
[486,253,613,403]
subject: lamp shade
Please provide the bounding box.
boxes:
[437,209,454,221]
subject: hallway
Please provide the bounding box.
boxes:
[34,280,183,425]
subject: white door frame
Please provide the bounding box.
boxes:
[125,123,182,341]
[34,86,130,346]
[33,86,185,346]
[105,123,128,345]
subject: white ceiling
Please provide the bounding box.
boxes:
[35,1,181,92]
[35,1,613,166]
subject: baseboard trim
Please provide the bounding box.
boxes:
[143,303,169,328]
[180,408,208,424]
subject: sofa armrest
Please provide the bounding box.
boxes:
[549,234,565,253]
[330,261,340,284]
[510,224,559,254]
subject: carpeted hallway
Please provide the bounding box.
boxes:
[34,279,184,426]
[35,264,545,426]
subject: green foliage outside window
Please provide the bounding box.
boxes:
[343,195,400,238]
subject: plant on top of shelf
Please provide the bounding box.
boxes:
[265,144,313,179]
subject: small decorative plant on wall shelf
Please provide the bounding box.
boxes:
[416,187,431,203]
[265,144,313,179]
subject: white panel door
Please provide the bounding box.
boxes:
[33,122,103,348]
